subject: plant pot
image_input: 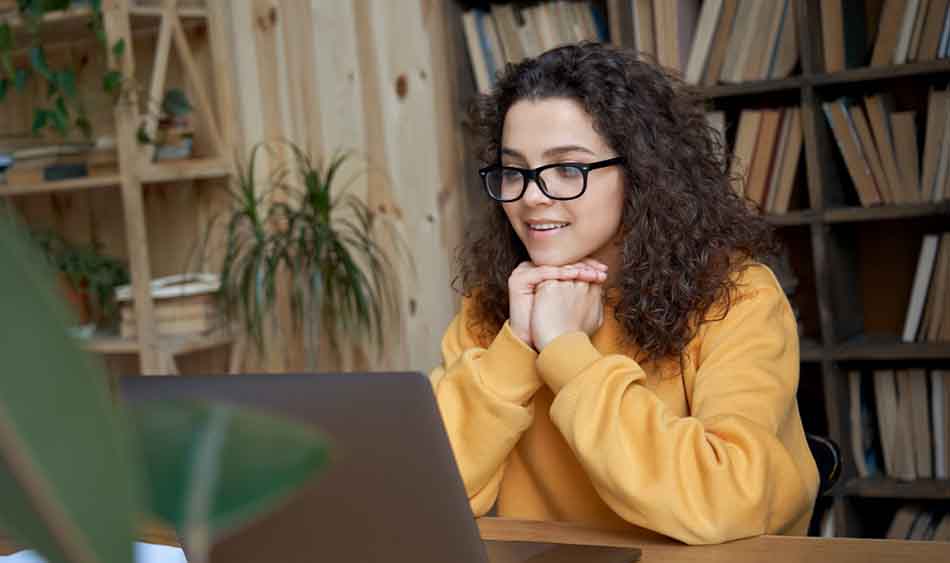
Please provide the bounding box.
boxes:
[155,117,194,161]
[57,273,91,326]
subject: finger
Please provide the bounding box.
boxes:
[513,261,536,273]
[573,267,607,283]
[517,265,582,287]
[581,258,608,271]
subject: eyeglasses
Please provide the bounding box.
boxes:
[479,157,625,202]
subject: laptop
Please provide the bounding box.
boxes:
[118,372,640,563]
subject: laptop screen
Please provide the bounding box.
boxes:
[118,372,489,563]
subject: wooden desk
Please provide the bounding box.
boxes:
[479,517,950,562]
[4,518,949,561]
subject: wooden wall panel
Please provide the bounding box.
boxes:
[354,0,460,372]
[220,0,463,374]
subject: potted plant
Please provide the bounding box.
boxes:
[0,215,329,563]
[32,230,129,332]
[214,140,405,367]
[140,87,194,161]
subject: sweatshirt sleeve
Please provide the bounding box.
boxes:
[429,298,544,515]
[535,269,818,544]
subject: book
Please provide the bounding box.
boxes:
[902,234,940,342]
[768,107,803,214]
[685,0,722,83]
[864,94,906,203]
[821,0,845,72]
[823,99,883,206]
[890,111,921,202]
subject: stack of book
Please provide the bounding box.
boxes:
[821,0,950,72]
[461,1,606,94]
[679,0,800,85]
[849,234,950,484]
[885,505,950,540]
[115,273,222,339]
[710,105,804,214]
[824,89,950,208]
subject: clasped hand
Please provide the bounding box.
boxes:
[508,259,607,351]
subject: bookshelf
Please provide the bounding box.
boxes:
[0,0,237,375]
[452,0,950,539]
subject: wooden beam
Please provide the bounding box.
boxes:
[140,0,177,165]
[171,12,225,156]
[102,0,162,373]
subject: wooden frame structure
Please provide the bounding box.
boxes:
[1,0,238,374]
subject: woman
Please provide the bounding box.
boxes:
[430,42,818,545]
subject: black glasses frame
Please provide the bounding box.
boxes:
[478,156,626,202]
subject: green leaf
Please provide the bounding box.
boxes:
[0,217,140,563]
[129,400,329,555]
[136,124,152,145]
[161,88,192,117]
[30,109,48,134]
[0,23,12,51]
[50,101,68,135]
[2,53,13,81]
[76,115,92,139]
[28,47,51,81]
[14,67,28,91]
[56,70,77,99]
[0,78,7,102]
[112,38,126,59]
[103,70,122,95]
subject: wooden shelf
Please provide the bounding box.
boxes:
[696,60,950,97]
[766,210,817,226]
[0,4,206,52]
[823,201,950,224]
[843,478,950,500]
[800,338,823,362]
[0,158,231,198]
[0,6,95,33]
[697,76,805,100]
[0,174,122,197]
[811,58,950,88]
[798,338,824,362]
[140,157,232,183]
[834,334,950,362]
[82,325,234,356]
[0,2,207,34]
[693,60,950,103]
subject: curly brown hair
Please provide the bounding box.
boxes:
[456,42,780,363]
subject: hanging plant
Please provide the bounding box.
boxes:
[0,0,129,139]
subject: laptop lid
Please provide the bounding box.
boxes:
[118,372,489,563]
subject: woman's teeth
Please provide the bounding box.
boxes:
[529,223,569,231]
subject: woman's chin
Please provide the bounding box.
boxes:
[527,253,581,267]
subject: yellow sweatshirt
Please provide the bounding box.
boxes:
[430,263,819,545]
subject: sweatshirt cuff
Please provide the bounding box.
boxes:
[536,331,603,393]
[478,321,542,403]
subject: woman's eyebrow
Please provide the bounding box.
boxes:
[500,145,597,160]
[543,145,596,158]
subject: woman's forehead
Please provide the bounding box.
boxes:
[502,98,610,156]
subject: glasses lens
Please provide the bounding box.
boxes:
[485,167,524,201]
[538,165,585,199]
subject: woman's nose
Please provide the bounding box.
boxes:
[522,178,551,206]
